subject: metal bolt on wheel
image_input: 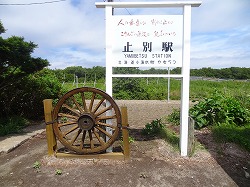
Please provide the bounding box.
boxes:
[52,87,121,154]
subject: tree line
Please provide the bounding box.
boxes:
[52,66,250,83]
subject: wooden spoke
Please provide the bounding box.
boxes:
[96,121,116,129]
[92,97,105,114]
[88,130,94,149]
[58,113,78,120]
[70,96,84,114]
[93,128,105,146]
[52,87,121,154]
[70,129,82,145]
[62,103,80,116]
[89,92,96,112]
[80,130,87,149]
[95,126,112,138]
[81,92,87,112]
[96,115,116,121]
[63,125,79,137]
[94,105,113,117]
[58,121,77,128]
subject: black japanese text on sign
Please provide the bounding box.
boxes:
[112,15,183,67]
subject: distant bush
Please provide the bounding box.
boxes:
[113,78,149,100]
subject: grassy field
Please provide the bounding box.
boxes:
[63,78,250,105]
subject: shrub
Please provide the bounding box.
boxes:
[190,91,250,129]
[142,119,164,136]
[0,69,63,119]
[166,91,250,129]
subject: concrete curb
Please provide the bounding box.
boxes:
[0,126,45,154]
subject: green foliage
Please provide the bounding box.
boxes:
[0,35,49,91]
[167,109,180,126]
[190,91,250,129]
[191,67,250,79]
[160,126,179,149]
[121,136,135,144]
[33,161,41,169]
[0,21,59,120]
[142,119,164,136]
[58,66,105,82]
[55,169,63,175]
[0,69,63,119]
[142,118,179,149]
[113,78,149,100]
[52,65,250,100]
[212,123,250,151]
[0,21,6,34]
[0,116,28,136]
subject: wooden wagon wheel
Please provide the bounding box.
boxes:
[52,87,121,154]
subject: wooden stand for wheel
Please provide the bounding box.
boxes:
[43,99,130,160]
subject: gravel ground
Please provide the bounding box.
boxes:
[115,100,181,128]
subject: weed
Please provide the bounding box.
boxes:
[142,119,164,136]
[128,136,135,143]
[120,136,135,144]
[55,169,63,175]
[60,117,68,123]
[33,161,41,169]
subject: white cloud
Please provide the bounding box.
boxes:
[191,25,250,68]
[1,0,105,49]
[0,0,106,68]
[192,0,250,33]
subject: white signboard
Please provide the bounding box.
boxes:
[112,15,183,67]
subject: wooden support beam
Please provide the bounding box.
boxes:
[43,99,57,156]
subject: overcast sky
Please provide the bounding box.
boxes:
[0,0,249,69]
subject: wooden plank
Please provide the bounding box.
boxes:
[55,152,125,160]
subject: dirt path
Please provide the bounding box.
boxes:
[0,100,249,187]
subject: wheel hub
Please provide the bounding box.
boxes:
[78,113,95,131]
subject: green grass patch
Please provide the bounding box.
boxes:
[142,119,180,149]
[0,116,28,136]
[212,123,250,151]
[159,126,180,149]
